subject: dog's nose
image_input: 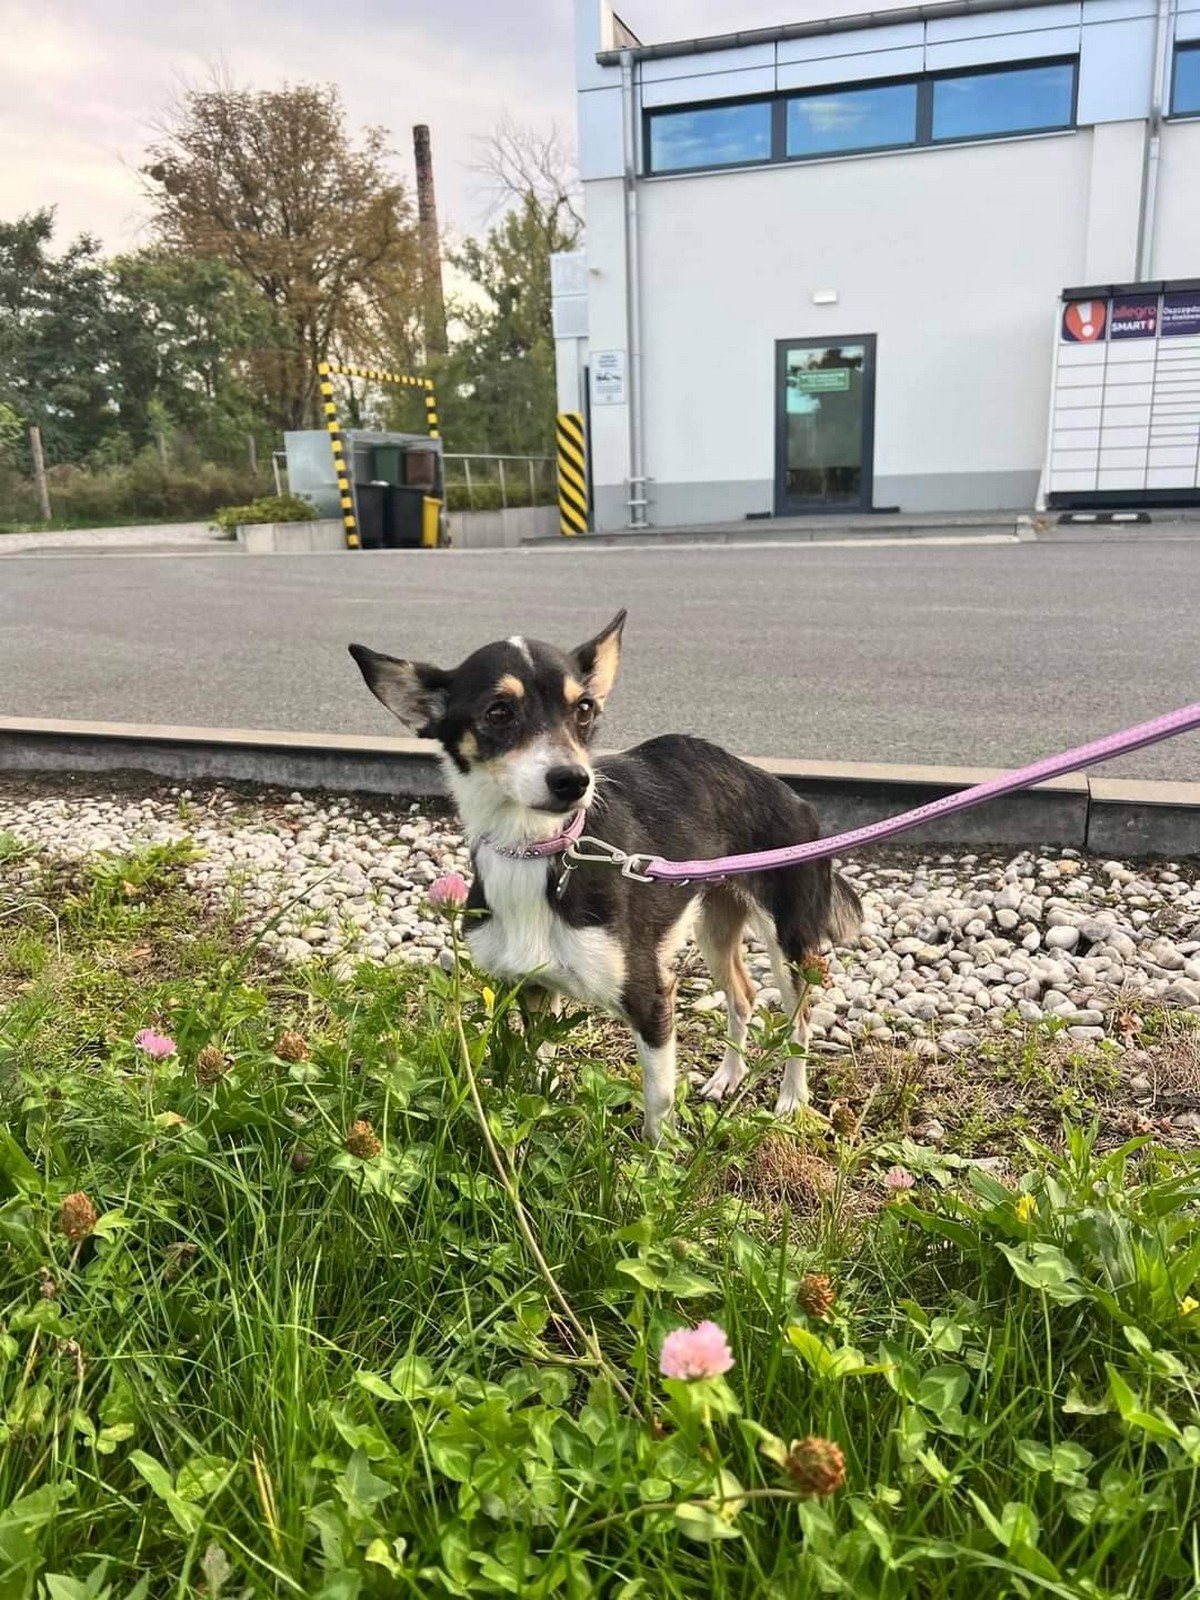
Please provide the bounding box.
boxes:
[545,764,590,805]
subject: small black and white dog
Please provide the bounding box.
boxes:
[350,612,861,1141]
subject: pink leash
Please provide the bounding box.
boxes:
[565,701,1200,886]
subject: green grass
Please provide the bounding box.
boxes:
[2,847,1200,1598]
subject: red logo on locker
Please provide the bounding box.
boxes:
[1062,300,1107,343]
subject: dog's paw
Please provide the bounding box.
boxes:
[774,1083,811,1117]
[700,1056,748,1102]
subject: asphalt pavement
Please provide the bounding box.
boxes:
[1,536,1198,780]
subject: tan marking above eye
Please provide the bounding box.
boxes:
[496,674,525,698]
[563,677,587,705]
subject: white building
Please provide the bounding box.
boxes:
[554,0,1200,529]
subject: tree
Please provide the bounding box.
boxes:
[143,76,422,429]
[107,249,284,458]
[429,119,583,457]
[0,210,115,464]
[473,113,584,246]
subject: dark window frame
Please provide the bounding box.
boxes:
[1169,41,1200,117]
[643,95,776,176]
[784,77,921,161]
[643,55,1078,176]
[774,334,878,515]
[927,55,1080,145]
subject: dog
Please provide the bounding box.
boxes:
[349,611,861,1142]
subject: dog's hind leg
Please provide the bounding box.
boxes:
[760,873,829,1116]
[776,967,815,1115]
[696,891,755,1103]
[757,940,816,1114]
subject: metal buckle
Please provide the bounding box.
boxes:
[620,852,656,883]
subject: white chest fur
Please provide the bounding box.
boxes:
[465,851,627,1012]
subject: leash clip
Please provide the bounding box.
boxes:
[565,835,657,883]
[565,834,626,867]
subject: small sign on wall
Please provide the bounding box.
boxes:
[1162,292,1200,338]
[590,350,627,406]
[1110,297,1158,339]
[794,369,850,393]
[1061,300,1107,342]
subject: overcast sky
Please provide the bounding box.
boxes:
[0,0,867,252]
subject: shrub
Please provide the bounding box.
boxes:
[211,492,317,534]
[0,453,269,530]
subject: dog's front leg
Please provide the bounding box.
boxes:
[626,969,678,1143]
[521,985,563,1067]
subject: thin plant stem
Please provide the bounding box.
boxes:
[579,1485,807,1536]
[447,922,642,1417]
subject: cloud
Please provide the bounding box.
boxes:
[0,0,575,249]
[0,0,925,251]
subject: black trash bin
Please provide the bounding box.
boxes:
[355,483,386,549]
[383,485,425,548]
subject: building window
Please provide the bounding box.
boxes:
[931,60,1076,141]
[1172,42,1200,115]
[786,81,918,158]
[644,57,1078,175]
[647,100,772,173]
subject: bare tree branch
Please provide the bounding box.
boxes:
[472,112,584,241]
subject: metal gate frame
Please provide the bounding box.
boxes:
[317,361,441,548]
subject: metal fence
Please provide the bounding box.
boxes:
[272,450,557,512]
[442,454,556,511]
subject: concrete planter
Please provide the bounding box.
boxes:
[448,505,558,548]
[237,518,346,554]
[236,507,560,553]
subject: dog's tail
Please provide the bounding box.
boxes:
[826,871,864,947]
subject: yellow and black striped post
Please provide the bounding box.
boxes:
[422,383,440,440]
[556,411,588,537]
[316,361,443,548]
[317,361,358,549]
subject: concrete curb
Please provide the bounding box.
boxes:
[1,716,1197,857]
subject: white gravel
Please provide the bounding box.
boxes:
[2,786,1198,1048]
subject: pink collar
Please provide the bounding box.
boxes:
[484,809,586,860]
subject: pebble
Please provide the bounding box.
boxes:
[2,793,1199,1060]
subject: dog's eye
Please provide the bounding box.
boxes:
[575,697,597,725]
[484,700,515,727]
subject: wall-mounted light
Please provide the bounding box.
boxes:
[812,289,838,305]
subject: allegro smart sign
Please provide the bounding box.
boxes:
[1110,297,1159,339]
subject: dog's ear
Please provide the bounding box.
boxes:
[572,609,626,705]
[348,644,451,735]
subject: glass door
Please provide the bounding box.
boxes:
[775,336,875,512]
